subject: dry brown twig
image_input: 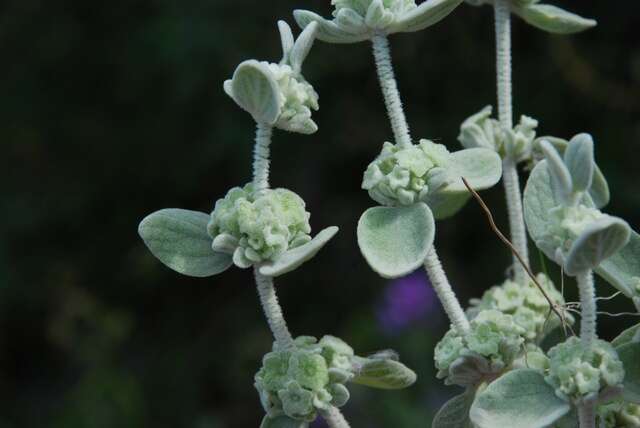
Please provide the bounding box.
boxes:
[461,177,575,337]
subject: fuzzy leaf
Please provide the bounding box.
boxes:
[442,148,503,192]
[563,133,594,193]
[469,369,570,428]
[351,358,417,389]
[357,203,435,278]
[138,209,233,277]
[539,140,572,204]
[515,4,597,34]
[293,10,369,44]
[616,342,640,403]
[260,415,309,428]
[564,216,631,276]
[365,0,394,29]
[230,60,280,125]
[433,390,474,428]
[290,22,318,73]
[612,323,640,349]
[278,21,295,63]
[596,230,640,305]
[259,227,339,277]
[390,0,464,33]
[425,191,471,220]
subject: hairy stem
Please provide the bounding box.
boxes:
[424,248,471,334]
[253,122,273,196]
[578,397,596,428]
[320,406,351,428]
[371,32,412,148]
[577,270,597,348]
[494,0,530,283]
[254,268,295,349]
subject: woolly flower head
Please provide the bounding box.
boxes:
[434,309,526,386]
[545,337,624,402]
[599,402,640,428]
[468,273,573,342]
[207,184,312,268]
[362,140,452,206]
[543,204,605,259]
[332,0,417,19]
[255,336,354,421]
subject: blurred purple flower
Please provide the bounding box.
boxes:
[377,271,439,334]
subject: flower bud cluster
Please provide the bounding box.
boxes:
[434,310,526,386]
[255,336,354,421]
[599,402,640,428]
[331,0,418,31]
[208,184,312,268]
[545,337,624,402]
[362,140,452,206]
[468,273,573,342]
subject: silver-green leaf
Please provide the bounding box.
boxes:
[539,140,572,204]
[290,21,318,73]
[390,0,464,34]
[616,342,640,403]
[433,390,475,428]
[357,203,435,279]
[514,4,597,35]
[564,216,631,276]
[351,357,417,389]
[260,415,309,428]
[595,230,640,304]
[469,369,570,428]
[563,133,594,194]
[229,60,280,125]
[293,10,369,44]
[258,227,339,277]
[441,147,503,193]
[138,209,233,277]
[278,21,295,64]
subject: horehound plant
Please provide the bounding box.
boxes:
[137,1,640,427]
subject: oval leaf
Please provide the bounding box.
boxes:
[231,60,280,125]
[469,369,570,428]
[390,0,463,34]
[293,10,369,44]
[612,323,640,348]
[616,342,640,403]
[442,148,503,193]
[138,209,232,277]
[260,415,309,428]
[259,227,339,277]
[352,358,417,389]
[357,203,435,279]
[564,216,631,276]
[540,140,572,203]
[290,21,318,73]
[278,20,295,63]
[515,4,597,35]
[564,133,594,193]
[433,390,475,428]
[595,228,640,302]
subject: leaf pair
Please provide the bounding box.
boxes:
[138,209,338,278]
[293,0,463,44]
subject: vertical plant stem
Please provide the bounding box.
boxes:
[577,269,597,348]
[424,248,471,334]
[494,0,530,284]
[578,397,596,428]
[371,32,412,148]
[251,122,295,349]
[320,406,351,428]
[253,122,273,196]
[254,268,295,349]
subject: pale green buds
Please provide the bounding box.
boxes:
[545,337,624,402]
[257,335,415,424]
[458,105,538,163]
[294,0,463,44]
[208,184,312,268]
[464,1,596,35]
[599,402,640,428]
[434,309,526,386]
[468,273,573,342]
[224,22,320,134]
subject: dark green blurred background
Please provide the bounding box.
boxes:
[2,0,639,426]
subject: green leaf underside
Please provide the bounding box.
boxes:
[433,390,475,428]
[293,10,369,44]
[351,358,417,389]
[442,148,503,193]
[357,203,435,279]
[232,60,280,124]
[469,369,570,428]
[259,226,339,277]
[138,209,232,277]
[427,191,471,220]
[616,342,640,403]
[390,0,464,33]
[596,230,640,300]
[564,217,630,276]
[515,4,597,35]
[260,415,309,428]
[612,323,640,348]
